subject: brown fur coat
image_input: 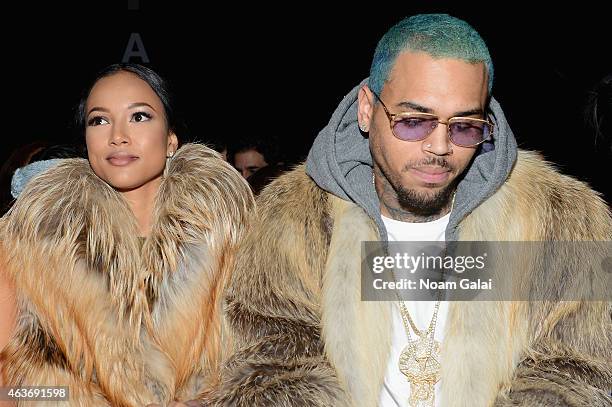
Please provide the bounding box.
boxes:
[0,144,254,406]
[206,150,612,406]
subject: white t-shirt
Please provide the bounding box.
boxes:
[379,213,450,407]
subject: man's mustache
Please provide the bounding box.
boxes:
[402,157,453,172]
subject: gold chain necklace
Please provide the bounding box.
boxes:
[397,298,441,407]
[394,193,455,407]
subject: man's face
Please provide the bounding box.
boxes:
[234,148,268,178]
[359,51,489,215]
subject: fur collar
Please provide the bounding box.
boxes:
[1,143,254,403]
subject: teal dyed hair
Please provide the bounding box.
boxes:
[369,14,494,96]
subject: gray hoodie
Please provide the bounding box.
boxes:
[306,79,518,242]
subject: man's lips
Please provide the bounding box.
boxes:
[107,152,139,166]
[409,166,451,184]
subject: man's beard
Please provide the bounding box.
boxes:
[382,156,458,218]
[395,180,457,217]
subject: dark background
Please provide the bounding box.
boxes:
[3,2,611,202]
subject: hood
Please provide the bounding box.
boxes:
[305,78,517,241]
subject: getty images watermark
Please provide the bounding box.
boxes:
[361,241,612,301]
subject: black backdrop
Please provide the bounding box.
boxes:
[4,2,611,202]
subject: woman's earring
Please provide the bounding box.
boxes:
[165,151,175,171]
[359,123,368,132]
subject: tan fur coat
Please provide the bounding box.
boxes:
[0,144,254,406]
[206,150,612,406]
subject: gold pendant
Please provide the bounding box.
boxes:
[398,336,441,407]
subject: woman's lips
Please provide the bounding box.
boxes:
[410,166,451,184]
[107,153,139,167]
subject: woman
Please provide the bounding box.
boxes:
[0,64,254,406]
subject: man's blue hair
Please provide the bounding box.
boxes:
[369,14,494,95]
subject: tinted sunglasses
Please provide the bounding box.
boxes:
[371,91,494,147]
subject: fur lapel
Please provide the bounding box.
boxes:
[321,195,393,406]
[143,143,254,396]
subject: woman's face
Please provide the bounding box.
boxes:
[85,71,178,192]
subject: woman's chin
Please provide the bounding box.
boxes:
[107,175,164,193]
[98,176,145,192]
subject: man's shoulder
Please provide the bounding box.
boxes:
[510,150,606,203]
[237,165,334,260]
[255,164,331,219]
[490,150,611,239]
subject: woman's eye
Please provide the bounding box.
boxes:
[131,112,152,123]
[87,116,109,126]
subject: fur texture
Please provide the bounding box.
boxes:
[205,150,611,406]
[0,143,254,406]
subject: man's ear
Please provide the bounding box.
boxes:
[358,85,374,133]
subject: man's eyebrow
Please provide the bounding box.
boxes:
[452,108,484,117]
[396,101,433,113]
[396,101,484,117]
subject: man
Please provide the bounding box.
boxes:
[233,146,268,179]
[205,14,611,406]
[230,136,276,179]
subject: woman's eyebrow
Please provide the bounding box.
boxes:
[128,102,157,112]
